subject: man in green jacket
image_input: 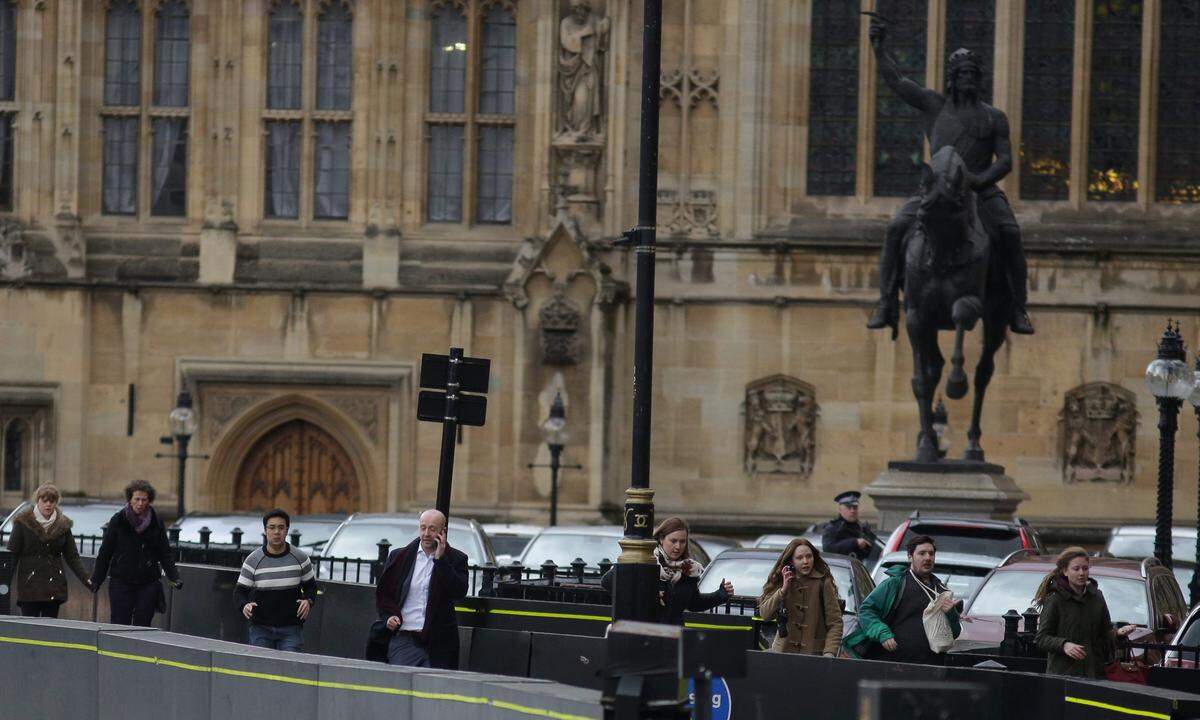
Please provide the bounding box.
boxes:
[843,535,961,663]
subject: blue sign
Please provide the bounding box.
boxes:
[686,677,732,720]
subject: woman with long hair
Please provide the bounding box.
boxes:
[758,538,843,655]
[7,484,90,617]
[1033,547,1136,677]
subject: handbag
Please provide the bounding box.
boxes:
[1104,642,1148,684]
[911,570,956,654]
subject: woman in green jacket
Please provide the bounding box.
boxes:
[7,484,91,617]
[1033,547,1136,678]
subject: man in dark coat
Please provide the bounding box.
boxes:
[821,491,876,560]
[374,509,469,669]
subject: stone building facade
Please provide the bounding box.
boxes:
[1,0,1199,531]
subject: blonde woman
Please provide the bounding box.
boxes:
[758,537,843,656]
[7,484,90,617]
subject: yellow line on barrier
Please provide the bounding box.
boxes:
[683,622,751,631]
[211,666,320,686]
[487,608,613,623]
[491,699,595,720]
[158,658,212,673]
[98,649,156,664]
[318,680,409,695]
[1064,696,1171,719]
[410,689,490,704]
[0,635,97,652]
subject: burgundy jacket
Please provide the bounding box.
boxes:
[374,538,469,668]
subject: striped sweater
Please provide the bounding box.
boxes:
[234,544,318,627]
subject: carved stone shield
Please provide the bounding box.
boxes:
[743,375,818,478]
[1059,382,1137,484]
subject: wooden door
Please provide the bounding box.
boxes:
[234,419,360,514]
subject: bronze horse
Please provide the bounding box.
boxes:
[902,146,1010,463]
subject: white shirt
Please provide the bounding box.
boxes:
[399,546,436,629]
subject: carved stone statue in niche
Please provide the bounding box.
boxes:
[0,220,31,280]
[1060,382,1137,484]
[743,375,818,478]
[557,0,608,140]
[539,293,583,365]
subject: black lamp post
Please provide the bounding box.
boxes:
[1189,354,1200,607]
[158,391,199,520]
[1144,321,1194,569]
[528,393,582,527]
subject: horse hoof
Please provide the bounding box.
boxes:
[946,372,968,400]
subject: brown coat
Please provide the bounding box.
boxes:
[7,508,90,604]
[758,568,843,655]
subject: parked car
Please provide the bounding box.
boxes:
[751,534,795,549]
[871,550,1001,602]
[755,525,884,564]
[696,547,876,648]
[1,499,123,551]
[1106,526,1198,590]
[956,555,1188,648]
[691,533,742,560]
[875,513,1045,572]
[317,513,496,584]
[170,512,344,553]
[1162,601,1200,668]
[517,525,710,572]
[483,523,543,565]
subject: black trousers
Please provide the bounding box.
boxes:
[108,578,159,626]
[18,601,61,618]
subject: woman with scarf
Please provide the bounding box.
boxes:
[7,484,91,617]
[758,538,843,655]
[601,517,734,624]
[91,480,182,626]
[1033,547,1136,677]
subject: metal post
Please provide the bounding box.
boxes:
[1155,396,1180,568]
[1192,405,1200,607]
[693,673,712,720]
[175,433,190,519]
[435,346,464,520]
[549,443,562,527]
[613,0,664,625]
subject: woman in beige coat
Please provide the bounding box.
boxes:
[758,537,843,656]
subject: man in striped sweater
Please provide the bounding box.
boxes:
[234,508,319,651]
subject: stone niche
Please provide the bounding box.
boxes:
[742,375,818,479]
[1059,382,1138,485]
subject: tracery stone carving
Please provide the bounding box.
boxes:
[743,375,818,478]
[0,220,31,280]
[1059,382,1137,484]
[539,293,583,365]
[206,392,271,443]
[320,394,381,444]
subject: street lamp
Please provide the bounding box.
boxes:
[1188,354,1200,607]
[162,391,198,519]
[529,393,581,527]
[1144,321,1194,568]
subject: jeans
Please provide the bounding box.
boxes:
[248,623,304,651]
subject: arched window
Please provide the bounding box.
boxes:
[3,418,24,492]
[1155,1,1200,203]
[0,0,16,211]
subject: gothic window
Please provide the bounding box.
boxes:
[1155,1,1200,203]
[100,0,191,217]
[263,1,354,222]
[0,113,11,211]
[872,0,927,197]
[806,0,859,196]
[3,418,24,492]
[1020,0,1074,201]
[1087,0,1141,202]
[0,1,15,102]
[945,0,994,102]
[426,1,518,225]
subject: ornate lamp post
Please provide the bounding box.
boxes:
[160,391,198,519]
[1188,355,1200,606]
[1144,321,1194,568]
[529,393,582,527]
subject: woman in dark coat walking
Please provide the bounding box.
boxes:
[7,484,91,617]
[601,517,734,625]
[1034,547,1136,678]
[91,480,182,626]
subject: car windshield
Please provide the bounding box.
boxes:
[878,562,993,601]
[491,535,535,558]
[520,533,621,570]
[903,525,1023,558]
[967,571,1149,625]
[698,558,858,612]
[1107,535,1194,562]
[323,522,486,566]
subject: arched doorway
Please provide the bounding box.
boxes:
[233,419,360,514]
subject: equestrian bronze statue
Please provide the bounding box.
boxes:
[864,15,1032,463]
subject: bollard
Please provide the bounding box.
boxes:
[168,526,181,545]
[290,529,302,547]
[198,526,211,547]
[1020,606,1041,657]
[231,527,243,549]
[480,563,497,597]
[1000,609,1021,656]
[371,539,391,584]
[541,559,558,586]
[598,558,613,576]
[508,560,524,583]
[571,557,586,583]
[1021,606,1040,635]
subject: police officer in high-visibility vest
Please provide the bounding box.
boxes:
[821,491,876,560]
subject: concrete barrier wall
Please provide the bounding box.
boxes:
[0,617,602,720]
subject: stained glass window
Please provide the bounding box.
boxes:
[1155,0,1200,203]
[1087,0,1141,202]
[316,3,353,111]
[945,0,994,102]
[1020,0,1074,200]
[873,0,927,197]
[153,0,190,107]
[105,1,141,107]
[806,0,859,196]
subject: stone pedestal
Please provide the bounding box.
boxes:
[864,460,1030,531]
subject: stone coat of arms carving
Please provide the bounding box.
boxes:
[1059,382,1137,484]
[743,375,818,478]
[539,294,583,365]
